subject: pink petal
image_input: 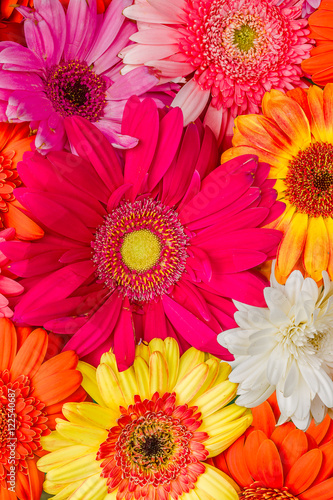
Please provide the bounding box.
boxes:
[171,79,211,125]
[35,112,66,153]
[9,250,65,277]
[113,297,136,371]
[7,90,53,121]
[64,0,97,61]
[0,69,43,91]
[122,43,179,65]
[93,119,139,149]
[34,0,66,66]
[24,16,55,68]
[106,66,158,101]
[0,45,44,72]
[143,300,169,342]
[124,0,186,24]
[0,275,23,296]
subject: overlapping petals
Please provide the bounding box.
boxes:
[0,318,85,500]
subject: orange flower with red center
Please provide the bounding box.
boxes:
[222,84,333,283]
[302,0,333,86]
[0,318,86,500]
[209,393,333,500]
[0,123,42,241]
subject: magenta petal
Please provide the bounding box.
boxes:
[86,0,133,64]
[59,248,93,264]
[0,276,23,296]
[195,126,219,178]
[63,292,123,357]
[123,97,159,200]
[204,271,267,307]
[9,250,65,277]
[24,17,54,68]
[107,67,158,101]
[162,294,233,359]
[64,0,97,61]
[147,106,183,191]
[14,260,95,323]
[64,116,124,191]
[34,0,66,66]
[144,300,169,342]
[0,46,44,71]
[15,190,93,243]
[8,91,53,121]
[17,296,85,325]
[0,69,43,91]
[35,112,66,152]
[93,119,139,149]
[113,297,135,371]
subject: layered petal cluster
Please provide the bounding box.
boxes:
[302,0,333,85]
[302,0,321,17]
[210,394,333,500]
[0,0,173,152]
[38,337,252,500]
[0,98,283,368]
[223,84,333,284]
[0,318,85,500]
[0,228,24,317]
[121,0,312,146]
[218,264,333,430]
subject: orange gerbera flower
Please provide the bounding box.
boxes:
[0,318,86,500]
[209,393,333,500]
[222,84,333,283]
[0,123,42,241]
[302,0,333,86]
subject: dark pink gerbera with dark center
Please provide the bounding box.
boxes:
[1,98,284,369]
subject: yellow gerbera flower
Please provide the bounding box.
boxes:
[222,84,333,283]
[37,338,252,500]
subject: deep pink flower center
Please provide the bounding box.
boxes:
[285,142,333,218]
[45,60,108,120]
[92,198,189,302]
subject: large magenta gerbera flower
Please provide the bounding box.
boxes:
[0,0,171,152]
[1,98,284,369]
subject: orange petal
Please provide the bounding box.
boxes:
[276,212,308,277]
[251,401,276,437]
[303,216,329,281]
[311,441,333,486]
[257,439,284,489]
[26,457,44,500]
[15,327,34,351]
[313,66,333,86]
[226,436,253,487]
[31,369,82,406]
[299,478,333,500]
[279,429,308,477]
[270,422,297,449]
[307,86,327,142]
[222,144,287,169]
[287,88,312,123]
[10,328,48,380]
[0,318,16,371]
[3,202,44,241]
[318,0,333,10]
[306,414,331,445]
[325,217,333,280]
[323,84,333,142]
[302,53,333,76]
[31,350,79,385]
[243,430,267,481]
[262,92,311,151]
[285,449,323,494]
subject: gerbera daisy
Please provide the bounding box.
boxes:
[38,337,252,500]
[0,122,42,241]
[302,0,333,85]
[121,0,312,147]
[222,84,333,283]
[0,228,24,317]
[0,318,86,500]
[218,263,333,430]
[209,393,333,500]
[0,97,283,368]
[0,0,171,153]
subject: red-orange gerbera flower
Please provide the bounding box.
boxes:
[209,393,333,500]
[0,318,86,500]
[0,123,42,241]
[302,0,333,86]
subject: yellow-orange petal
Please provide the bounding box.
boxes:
[303,216,329,281]
[307,86,327,142]
[10,327,48,380]
[324,218,333,279]
[262,92,311,151]
[276,212,308,279]
[323,84,333,142]
[0,318,16,371]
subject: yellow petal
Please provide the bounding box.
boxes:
[46,453,102,483]
[149,351,169,397]
[204,415,253,456]
[50,481,84,500]
[303,216,329,281]
[62,404,98,428]
[177,347,206,383]
[192,381,237,417]
[276,211,308,277]
[325,217,333,280]
[135,342,150,363]
[43,480,68,495]
[165,337,179,390]
[174,362,209,405]
[56,421,107,448]
[105,491,118,500]
[96,363,126,408]
[187,358,219,402]
[74,402,118,430]
[41,431,75,452]
[195,464,238,500]
[148,338,166,356]
[199,404,250,433]
[134,356,150,400]
[38,445,94,473]
[308,85,327,142]
[118,365,139,406]
[100,351,118,374]
[77,361,105,406]
[69,473,108,500]
[211,362,232,386]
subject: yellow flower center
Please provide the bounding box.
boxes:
[120,229,162,272]
[239,486,299,499]
[233,25,257,52]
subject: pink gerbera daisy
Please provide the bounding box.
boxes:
[0,0,173,152]
[0,228,23,317]
[0,98,283,369]
[121,0,313,147]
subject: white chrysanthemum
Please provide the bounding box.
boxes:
[217,263,333,430]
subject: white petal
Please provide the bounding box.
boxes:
[311,394,327,423]
[284,270,304,304]
[266,345,290,386]
[283,359,299,398]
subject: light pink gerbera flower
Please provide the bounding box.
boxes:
[0,0,172,152]
[121,0,313,147]
[0,98,284,370]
